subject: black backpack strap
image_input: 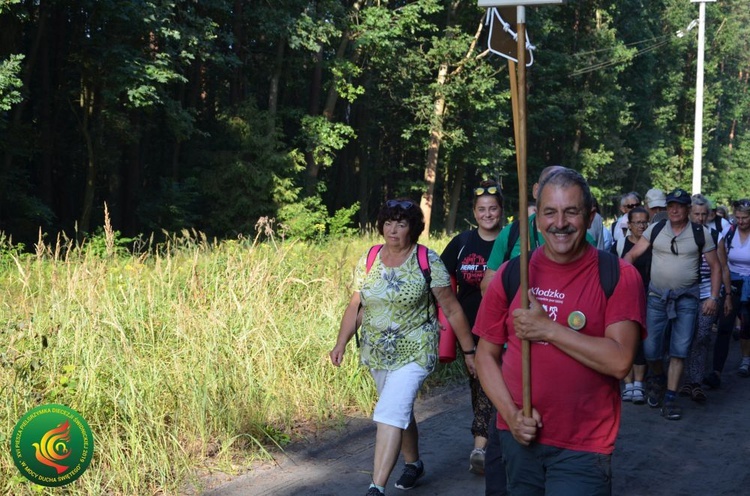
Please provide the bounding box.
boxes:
[726,225,737,254]
[531,216,541,249]
[709,227,720,245]
[714,216,722,233]
[504,220,521,263]
[691,222,705,253]
[501,249,620,325]
[649,219,668,244]
[501,254,522,304]
[596,250,620,299]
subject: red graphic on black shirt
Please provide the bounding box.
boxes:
[459,253,488,286]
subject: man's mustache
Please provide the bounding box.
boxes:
[547,226,577,235]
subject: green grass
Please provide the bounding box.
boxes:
[0,230,467,495]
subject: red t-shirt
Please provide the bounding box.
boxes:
[474,245,646,454]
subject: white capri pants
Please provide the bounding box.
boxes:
[370,362,429,429]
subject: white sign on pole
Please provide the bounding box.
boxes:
[487,8,535,66]
[478,0,564,6]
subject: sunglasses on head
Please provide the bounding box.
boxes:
[734,199,750,209]
[386,200,416,210]
[625,203,641,209]
[474,186,500,196]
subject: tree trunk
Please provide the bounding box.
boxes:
[445,160,466,235]
[322,33,350,120]
[124,133,141,236]
[420,62,448,238]
[1,1,47,196]
[230,0,244,105]
[304,47,324,195]
[305,0,365,194]
[39,12,53,206]
[267,39,285,137]
[79,82,96,237]
[420,15,485,238]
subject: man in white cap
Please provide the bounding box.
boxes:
[645,188,667,224]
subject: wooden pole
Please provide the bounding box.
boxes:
[515,6,532,418]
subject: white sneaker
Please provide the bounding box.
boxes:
[622,387,634,402]
[632,386,645,404]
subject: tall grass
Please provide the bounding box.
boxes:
[0,228,465,495]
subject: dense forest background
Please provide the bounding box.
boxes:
[1,0,749,246]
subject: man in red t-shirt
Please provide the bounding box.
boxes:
[474,168,646,495]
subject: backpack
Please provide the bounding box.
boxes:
[503,217,541,263]
[648,219,705,254]
[501,249,620,304]
[713,215,723,234]
[354,244,436,347]
[648,219,707,278]
[725,224,737,255]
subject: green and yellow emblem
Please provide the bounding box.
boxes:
[567,311,586,331]
[10,404,94,487]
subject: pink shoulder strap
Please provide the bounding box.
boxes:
[416,244,430,274]
[365,244,383,273]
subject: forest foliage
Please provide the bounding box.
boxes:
[1,0,750,243]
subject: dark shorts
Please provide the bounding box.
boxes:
[500,431,612,496]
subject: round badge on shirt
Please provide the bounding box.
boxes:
[567,311,586,331]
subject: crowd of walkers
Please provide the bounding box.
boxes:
[608,187,750,421]
[329,170,750,496]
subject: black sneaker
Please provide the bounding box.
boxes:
[366,487,385,496]
[394,462,424,490]
[661,400,682,420]
[646,375,666,408]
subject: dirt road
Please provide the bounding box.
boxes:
[204,343,750,496]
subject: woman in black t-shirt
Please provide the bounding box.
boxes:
[441,181,502,478]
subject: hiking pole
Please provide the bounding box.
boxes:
[482,0,565,418]
[513,5,532,418]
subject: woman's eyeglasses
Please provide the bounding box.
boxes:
[474,186,500,196]
[386,200,416,210]
[629,221,649,227]
[670,236,679,256]
[625,203,641,209]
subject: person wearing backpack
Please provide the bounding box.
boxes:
[625,188,722,420]
[474,168,646,495]
[329,199,478,496]
[440,181,503,479]
[706,199,750,384]
[478,166,598,495]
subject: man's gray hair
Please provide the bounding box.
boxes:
[537,167,594,217]
[691,194,710,208]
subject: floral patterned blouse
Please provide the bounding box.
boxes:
[354,244,451,372]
